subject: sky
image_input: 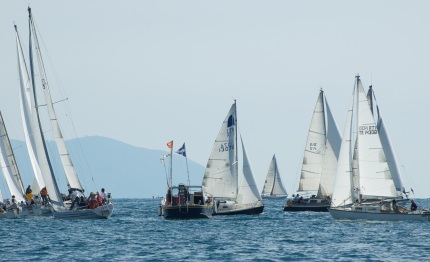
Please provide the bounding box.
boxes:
[1,1,429,198]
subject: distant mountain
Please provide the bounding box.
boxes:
[6,136,205,199]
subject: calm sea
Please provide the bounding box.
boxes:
[3,198,430,261]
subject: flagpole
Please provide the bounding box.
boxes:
[169,141,173,189]
[185,156,190,187]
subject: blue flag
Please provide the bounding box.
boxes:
[176,143,186,157]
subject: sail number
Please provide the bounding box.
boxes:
[359,125,378,135]
[309,143,317,151]
[219,142,234,152]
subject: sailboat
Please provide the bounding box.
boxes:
[15,7,113,219]
[159,142,213,219]
[329,75,430,221]
[261,155,288,198]
[284,89,341,212]
[202,101,264,215]
[0,110,42,217]
[0,193,19,219]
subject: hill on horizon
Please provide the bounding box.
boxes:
[0,136,205,199]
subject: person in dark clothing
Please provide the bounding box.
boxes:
[166,188,172,206]
[25,185,32,195]
[410,199,418,211]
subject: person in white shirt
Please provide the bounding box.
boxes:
[101,188,108,204]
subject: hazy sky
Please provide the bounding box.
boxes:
[1,1,429,198]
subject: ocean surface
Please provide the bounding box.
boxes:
[3,198,430,261]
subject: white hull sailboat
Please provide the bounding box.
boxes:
[202,101,264,215]
[329,76,426,221]
[284,89,341,212]
[261,155,288,198]
[0,207,19,219]
[15,7,113,219]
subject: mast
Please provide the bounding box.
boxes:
[28,7,84,193]
[351,74,360,203]
[234,100,238,196]
[169,141,173,189]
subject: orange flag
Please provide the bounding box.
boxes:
[167,141,173,148]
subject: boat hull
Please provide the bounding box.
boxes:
[283,204,329,212]
[53,203,114,219]
[213,205,264,216]
[0,209,19,219]
[283,198,330,212]
[329,208,430,221]
[161,205,213,219]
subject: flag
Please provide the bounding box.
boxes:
[167,141,173,148]
[176,143,186,157]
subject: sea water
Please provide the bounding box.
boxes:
[2,198,430,261]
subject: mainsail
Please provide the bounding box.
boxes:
[202,103,238,199]
[298,90,341,197]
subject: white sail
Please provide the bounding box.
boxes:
[355,79,397,198]
[202,103,238,198]
[299,91,327,191]
[262,155,287,196]
[368,86,404,195]
[237,137,261,205]
[331,90,355,207]
[262,156,276,195]
[16,27,46,192]
[16,20,64,208]
[331,76,402,208]
[0,111,26,203]
[317,97,342,197]
[29,13,83,192]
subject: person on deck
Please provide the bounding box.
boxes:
[69,189,83,210]
[25,185,32,195]
[293,194,300,203]
[410,199,418,211]
[40,187,48,205]
[166,188,172,206]
[392,199,399,213]
[100,188,108,204]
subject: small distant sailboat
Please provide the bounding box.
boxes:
[284,89,341,212]
[159,142,213,219]
[261,155,288,198]
[202,101,264,215]
[15,7,113,219]
[329,75,430,221]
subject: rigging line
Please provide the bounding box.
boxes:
[33,19,96,191]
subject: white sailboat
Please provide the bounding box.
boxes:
[0,110,42,217]
[15,7,113,219]
[329,75,430,221]
[284,89,341,212]
[202,101,264,215]
[261,155,288,198]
